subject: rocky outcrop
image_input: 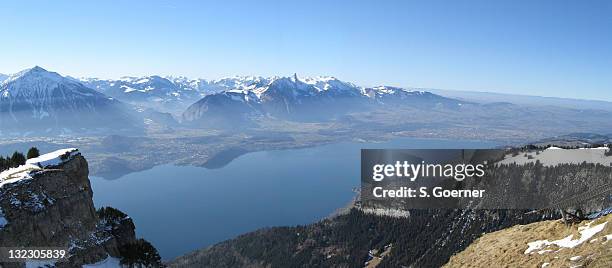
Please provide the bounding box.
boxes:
[0,150,137,267]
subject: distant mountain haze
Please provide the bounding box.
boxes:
[429,89,612,111]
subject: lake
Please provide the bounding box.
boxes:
[90,138,497,259]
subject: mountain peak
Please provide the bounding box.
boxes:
[29,65,47,72]
[1,66,86,99]
[6,66,63,84]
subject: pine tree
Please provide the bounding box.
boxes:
[119,239,162,267]
[26,147,40,159]
[10,151,26,167]
[0,156,7,171]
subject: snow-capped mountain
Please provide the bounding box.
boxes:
[210,76,275,96]
[0,66,141,136]
[182,74,358,124]
[182,74,461,125]
[13,68,463,130]
[81,75,280,114]
[80,75,206,114]
[82,74,368,115]
[0,73,7,83]
[364,86,463,108]
[169,75,275,96]
[166,76,222,95]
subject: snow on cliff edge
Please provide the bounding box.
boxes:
[25,148,79,168]
[0,148,79,188]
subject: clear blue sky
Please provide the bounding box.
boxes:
[1,0,611,100]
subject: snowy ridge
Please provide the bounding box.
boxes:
[1,66,84,99]
[212,75,276,96]
[0,148,79,188]
[369,86,425,95]
[26,148,79,168]
[0,163,40,188]
[182,73,462,123]
[192,74,416,102]
[0,66,132,134]
[7,66,445,106]
[83,73,427,101]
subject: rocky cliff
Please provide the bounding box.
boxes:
[0,149,137,267]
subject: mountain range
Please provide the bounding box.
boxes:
[79,75,216,114]
[1,67,465,134]
[3,66,612,137]
[182,74,463,126]
[78,75,292,114]
[79,73,462,118]
[79,72,467,118]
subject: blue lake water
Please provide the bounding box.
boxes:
[90,138,497,259]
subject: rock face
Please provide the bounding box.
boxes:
[0,152,136,267]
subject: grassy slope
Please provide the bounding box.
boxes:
[444,214,612,268]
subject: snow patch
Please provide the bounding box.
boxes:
[499,147,612,166]
[82,255,122,268]
[1,149,79,188]
[524,222,607,254]
[569,255,582,261]
[25,259,57,268]
[26,148,79,168]
[603,234,612,244]
[0,164,39,188]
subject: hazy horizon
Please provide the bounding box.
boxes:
[1,0,611,101]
